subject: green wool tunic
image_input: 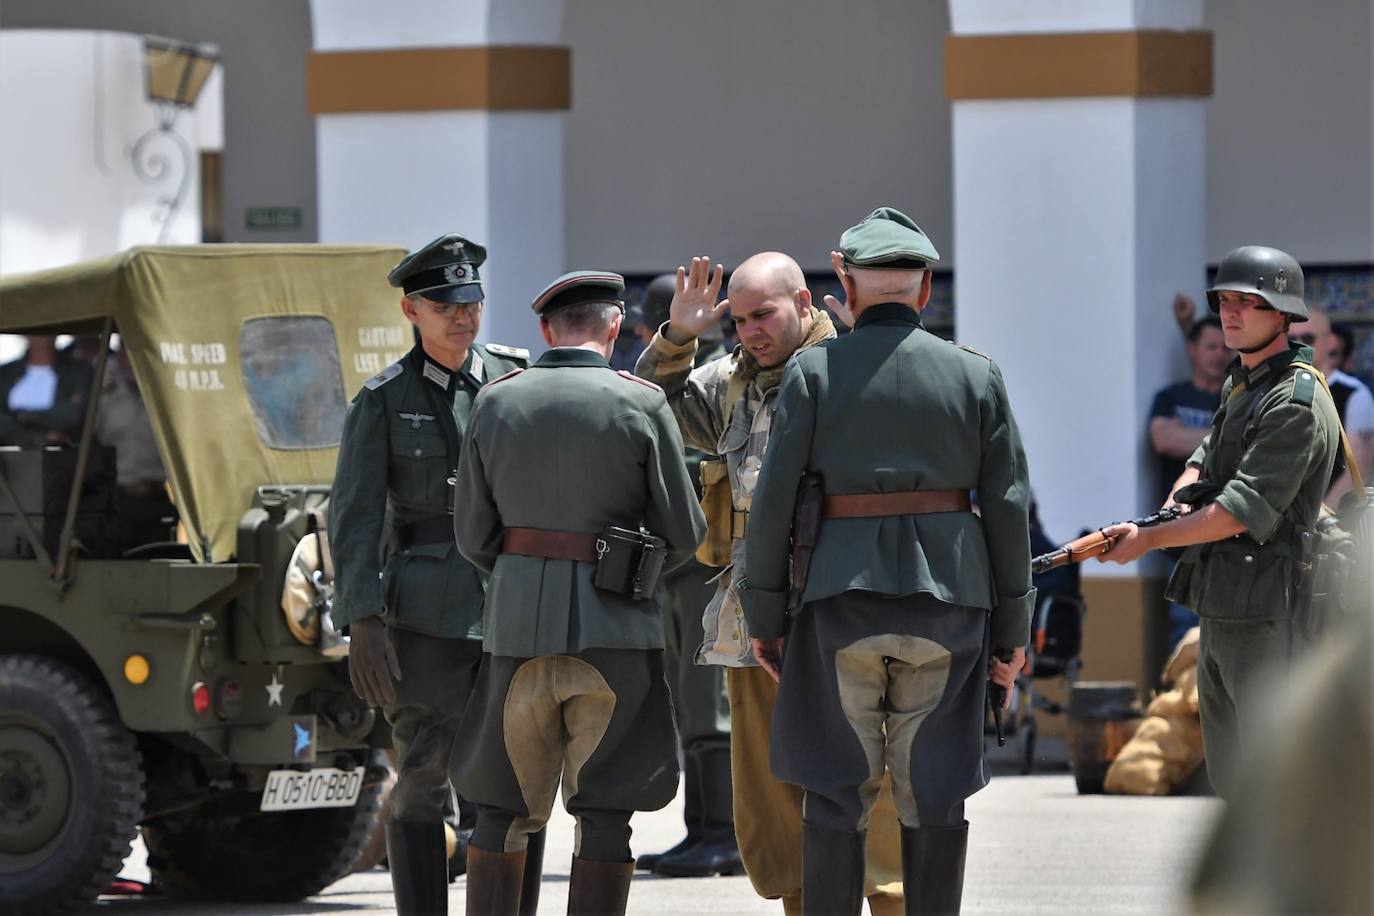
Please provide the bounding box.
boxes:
[330,341,527,638]
[1168,343,1340,620]
[454,347,706,657]
[739,303,1035,650]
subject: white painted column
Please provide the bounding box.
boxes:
[309,0,565,353]
[949,0,1206,554]
[947,0,1209,683]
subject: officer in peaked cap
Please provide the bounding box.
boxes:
[452,270,705,915]
[329,233,540,915]
[740,206,1033,914]
[1100,244,1339,801]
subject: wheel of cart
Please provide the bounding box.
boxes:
[1012,502,1090,774]
[1013,590,1086,773]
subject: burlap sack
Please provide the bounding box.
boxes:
[1104,626,1204,795]
[1104,714,1205,795]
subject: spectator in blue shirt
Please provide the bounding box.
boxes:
[1149,316,1230,648]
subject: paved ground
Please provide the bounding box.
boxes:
[80,738,1222,915]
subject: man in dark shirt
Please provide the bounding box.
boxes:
[1148,317,1229,648]
[1150,317,1229,494]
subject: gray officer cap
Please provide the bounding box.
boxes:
[532,271,626,318]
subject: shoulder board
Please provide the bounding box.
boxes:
[484,343,530,363]
[487,368,525,386]
[957,343,991,360]
[617,370,662,392]
[363,361,405,390]
[1289,365,1318,408]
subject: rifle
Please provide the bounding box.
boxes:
[1031,506,1182,575]
[787,472,825,612]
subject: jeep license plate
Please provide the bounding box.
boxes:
[260,766,365,812]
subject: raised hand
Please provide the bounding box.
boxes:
[1173,292,1197,337]
[665,256,728,342]
[823,250,857,329]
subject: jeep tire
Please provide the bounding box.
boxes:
[142,750,385,901]
[0,654,145,916]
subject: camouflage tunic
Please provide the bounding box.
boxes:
[634,311,837,666]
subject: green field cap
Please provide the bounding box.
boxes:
[840,207,941,270]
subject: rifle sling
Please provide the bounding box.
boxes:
[1222,360,1367,514]
[1291,362,1367,503]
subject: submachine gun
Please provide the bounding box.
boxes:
[1030,505,1183,575]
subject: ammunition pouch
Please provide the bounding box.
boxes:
[593,526,668,600]
[696,457,734,567]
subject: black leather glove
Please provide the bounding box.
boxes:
[347,616,402,708]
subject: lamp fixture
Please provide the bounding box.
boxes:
[133,36,220,243]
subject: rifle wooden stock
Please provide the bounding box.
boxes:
[1031,506,1182,575]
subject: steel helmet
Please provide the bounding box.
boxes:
[1206,246,1306,319]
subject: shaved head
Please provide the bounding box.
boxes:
[727,251,813,367]
[728,251,806,300]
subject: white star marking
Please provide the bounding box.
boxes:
[266,671,285,707]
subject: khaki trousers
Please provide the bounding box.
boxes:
[727,665,903,900]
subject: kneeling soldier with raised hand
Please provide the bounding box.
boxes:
[452,271,706,915]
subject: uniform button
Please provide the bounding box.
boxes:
[732,629,740,640]
[414,448,423,457]
[1244,555,1254,563]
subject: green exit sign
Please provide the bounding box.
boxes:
[245,207,302,231]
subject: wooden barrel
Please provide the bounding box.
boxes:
[1067,681,1142,795]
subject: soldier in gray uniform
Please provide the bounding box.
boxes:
[452,271,706,915]
[329,234,539,915]
[632,273,740,879]
[740,209,1034,915]
[1099,246,1340,799]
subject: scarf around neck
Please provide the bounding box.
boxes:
[734,307,837,394]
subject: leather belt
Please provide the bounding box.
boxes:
[731,509,748,539]
[822,490,971,519]
[502,527,600,563]
[396,516,454,549]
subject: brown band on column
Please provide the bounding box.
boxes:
[308,46,571,113]
[944,31,1212,100]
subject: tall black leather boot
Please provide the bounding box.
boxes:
[801,823,865,916]
[518,827,546,916]
[637,751,702,871]
[900,822,968,915]
[655,745,742,877]
[567,856,634,916]
[386,819,450,915]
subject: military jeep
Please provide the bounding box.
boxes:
[0,245,413,914]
